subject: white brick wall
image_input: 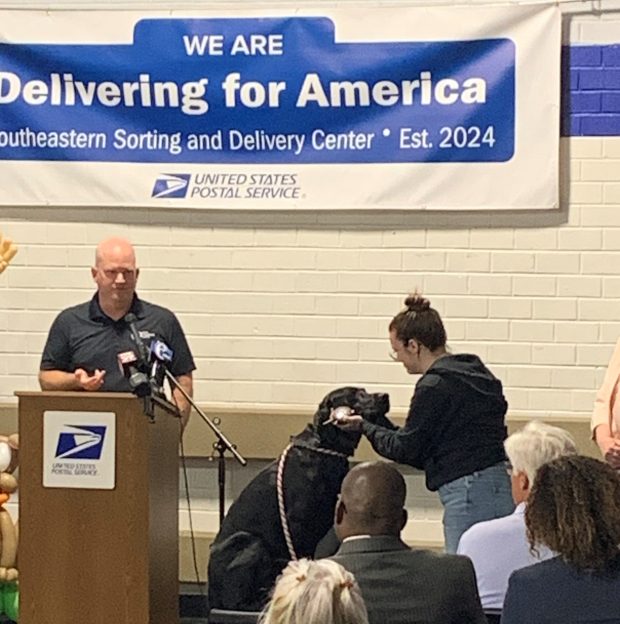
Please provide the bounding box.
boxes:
[11,194,620,538]
[1,0,619,543]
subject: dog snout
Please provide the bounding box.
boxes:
[356,392,390,420]
[373,392,390,415]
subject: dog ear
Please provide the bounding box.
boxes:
[314,387,360,426]
[313,393,333,427]
[333,387,362,410]
[312,388,364,456]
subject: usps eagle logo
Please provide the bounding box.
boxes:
[54,425,107,460]
[151,173,191,199]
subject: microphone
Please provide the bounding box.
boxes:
[117,350,151,398]
[150,339,173,364]
[124,313,149,371]
[150,339,174,390]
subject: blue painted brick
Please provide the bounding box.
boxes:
[602,93,620,113]
[563,45,620,136]
[579,69,605,89]
[571,92,601,113]
[570,45,602,67]
[570,69,579,90]
[603,45,620,67]
[604,70,620,89]
[561,115,581,137]
[581,115,620,136]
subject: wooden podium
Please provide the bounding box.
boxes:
[16,391,181,624]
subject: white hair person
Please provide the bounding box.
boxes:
[259,558,368,624]
[504,420,578,483]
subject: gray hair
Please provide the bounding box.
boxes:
[259,558,368,624]
[504,421,578,483]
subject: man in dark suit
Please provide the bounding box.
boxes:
[329,461,487,624]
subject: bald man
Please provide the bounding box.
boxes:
[330,462,486,624]
[39,237,195,428]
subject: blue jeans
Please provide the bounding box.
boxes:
[438,462,514,553]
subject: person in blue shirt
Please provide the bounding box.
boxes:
[457,421,577,609]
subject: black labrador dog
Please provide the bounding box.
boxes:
[207,386,390,611]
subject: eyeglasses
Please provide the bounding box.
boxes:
[389,340,410,362]
[101,268,136,280]
[505,462,514,476]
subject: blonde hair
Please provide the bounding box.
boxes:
[259,559,368,624]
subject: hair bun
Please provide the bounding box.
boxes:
[404,294,431,312]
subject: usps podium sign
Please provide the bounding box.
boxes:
[43,411,115,489]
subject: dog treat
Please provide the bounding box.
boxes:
[331,406,353,422]
[321,405,354,426]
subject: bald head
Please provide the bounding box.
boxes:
[336,461,407,539]
[95,237,136,267]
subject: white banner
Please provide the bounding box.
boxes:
[0,5,560,210]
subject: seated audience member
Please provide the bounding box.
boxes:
[457,421,577,610]
[591,339,620,468]
[259,558,368,624]
[329,461,486,624]
[502,455,620,624]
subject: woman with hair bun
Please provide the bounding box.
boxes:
[259,558,368,624]
[338,294,513,553]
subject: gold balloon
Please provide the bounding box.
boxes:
[0,231,17,274]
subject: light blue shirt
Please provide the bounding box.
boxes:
[456,502,552,610]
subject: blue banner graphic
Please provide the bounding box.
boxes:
[0,17,515,164]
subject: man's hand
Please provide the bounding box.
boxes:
[0,232,17,274]
[74,368,106,391]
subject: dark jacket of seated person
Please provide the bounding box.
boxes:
[328,461,486,624]
[501,455,620,624]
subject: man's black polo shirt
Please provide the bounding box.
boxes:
[40,294,195,392]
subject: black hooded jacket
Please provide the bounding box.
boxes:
[362,354,508,491]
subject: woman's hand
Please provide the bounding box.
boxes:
[334,414,364,432]
[605,447,620,470]
[594,424,620,456]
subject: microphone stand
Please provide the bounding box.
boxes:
[143,389,179,420]
[163,369,247,528]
